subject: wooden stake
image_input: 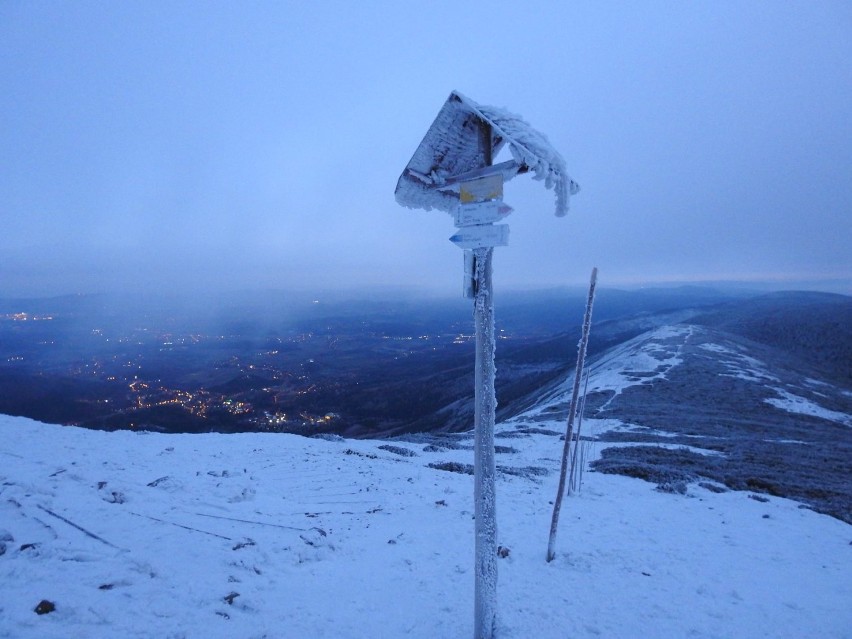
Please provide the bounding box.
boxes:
[547,267,598,562]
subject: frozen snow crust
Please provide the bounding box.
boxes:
[1,409,850,639]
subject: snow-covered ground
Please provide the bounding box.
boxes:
[1,411,850,639]
[765,387,852,427]
[526,324,694,419]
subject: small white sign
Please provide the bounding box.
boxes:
[449,224,510,249]
[455,201,513,228]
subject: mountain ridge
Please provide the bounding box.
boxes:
[511,321,851,522]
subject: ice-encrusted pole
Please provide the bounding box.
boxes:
[547,266,597,563]
[569,370,591,494]
[393,91,580,636]
[473,124,498,639]
[473,247,498,639]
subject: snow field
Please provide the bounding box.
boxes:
[1,414,850,638]
[765,388,852,427]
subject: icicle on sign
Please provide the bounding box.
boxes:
[460,174,503,203]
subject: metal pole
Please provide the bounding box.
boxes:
[473,246,497,639]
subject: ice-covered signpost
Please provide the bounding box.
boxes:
[395,91,579,639]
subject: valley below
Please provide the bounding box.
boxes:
[1,286,850,522]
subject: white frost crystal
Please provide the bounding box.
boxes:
[472,98,579,217]
[395,91,579,217]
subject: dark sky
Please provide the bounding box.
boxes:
[2,1,850,297]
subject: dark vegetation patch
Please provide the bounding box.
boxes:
[495,431,529,439]
[599,431,689,444]
[0,370,118,424]
[592,436,852,523]
[426,461,548,481]
[515,427,563,436]
[344,449,377,459]
[422,444,446,453]
[389,433,472,450]
[579,390,616,413]
[377,444,417,457]
[656,481,688,494]
[428,461,474,475]
[312,433,344,442]
[592,446,706,485]
[497,465,550,479]
[494,445,518,454]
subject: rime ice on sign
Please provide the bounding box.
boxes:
[394,91,579,217]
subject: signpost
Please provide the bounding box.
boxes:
[458,124,501,638]
[394,91,579,639]
[454,201,513,227]
[449,224,510,250]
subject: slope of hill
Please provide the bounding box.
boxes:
[530,322,852,522]
[691,291,852,383]
[1,404,850,638]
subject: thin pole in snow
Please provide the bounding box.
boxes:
[569,369,591,495]
[547,266,597,563]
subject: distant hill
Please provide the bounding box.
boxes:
[1,287,848,440]
[690,291,852,384]
[490,291,852,523]
[503,314,851,523]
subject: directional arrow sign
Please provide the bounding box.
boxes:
[449,224,509,249]
[455,200,514,228]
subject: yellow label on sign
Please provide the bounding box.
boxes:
[459,174,503,203]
